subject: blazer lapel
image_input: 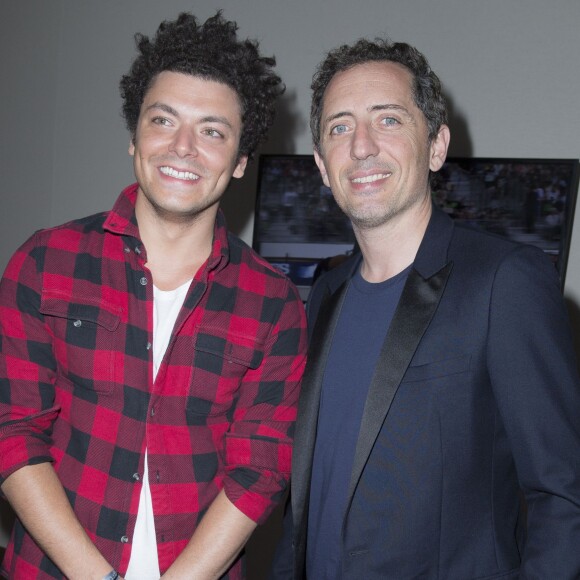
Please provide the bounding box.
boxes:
[346,261,453,503]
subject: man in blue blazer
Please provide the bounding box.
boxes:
[270,37,580,579]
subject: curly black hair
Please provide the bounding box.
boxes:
[311,38,447,152]
[120,11,284,160]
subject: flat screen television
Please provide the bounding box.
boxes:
[252,155,579,299]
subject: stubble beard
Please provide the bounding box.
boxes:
[339,185,427,231]
[140,184,222,227]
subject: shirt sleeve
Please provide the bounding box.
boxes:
[0,232,60,488]
[222,279,307,524]
[487,244,580,578]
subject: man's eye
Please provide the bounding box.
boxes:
[382,117,399,126]
[330,124,348,135]
[152,116,171,126]
[203,128,224,138]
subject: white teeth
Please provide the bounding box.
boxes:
[160,166,199,181]
[352,173,390,184]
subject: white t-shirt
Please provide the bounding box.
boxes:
[125,279,191,579]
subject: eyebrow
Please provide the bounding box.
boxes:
[199,115,234,129]
[145,102,179,118]
[144,102,234,129]
[370,104,411,116]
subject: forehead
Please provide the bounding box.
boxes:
[142,71,242,119]
[322,60,416,113]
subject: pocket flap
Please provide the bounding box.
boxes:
[194,328,264,369]
[40,290,122,332]
[403,354,471,383]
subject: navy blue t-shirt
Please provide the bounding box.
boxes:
[306,264,410,579]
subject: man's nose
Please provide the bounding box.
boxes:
[170,126,198,158]
[351,124,379,160]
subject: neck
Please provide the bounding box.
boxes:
[135,197,216,291]
[356,200,432,283]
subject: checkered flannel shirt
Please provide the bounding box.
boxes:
[0,184,307,579]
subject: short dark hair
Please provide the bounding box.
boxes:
[311,38,447,151]
[120,11,284,160]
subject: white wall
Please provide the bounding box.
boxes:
[2,0,580,571]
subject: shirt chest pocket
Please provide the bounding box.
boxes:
[186,327,265,419]
[40,290,123,393]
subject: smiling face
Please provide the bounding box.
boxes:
[314,61,449,232]
[130,71,247,225]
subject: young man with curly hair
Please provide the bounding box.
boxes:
[0,12,306,580]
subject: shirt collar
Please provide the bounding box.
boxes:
[209,208,230,273]
[103,183,141,239]
[103,183,230,273]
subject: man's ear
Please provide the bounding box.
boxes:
[233,155,248,179]
[314,149,330,187]
[429,125,450,172]
[129,139,135,156]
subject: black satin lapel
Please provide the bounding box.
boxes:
[347,262,453,502]
[291,279,350,558]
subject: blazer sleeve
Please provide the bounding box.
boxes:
[487,244,580,578]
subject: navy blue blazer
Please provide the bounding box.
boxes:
[271,207,580,579]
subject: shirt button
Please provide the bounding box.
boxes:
[132,473,140,481]
[135,246,142,255]
[73,320,82,327]
[139,277,148,286]
[146,342,152,351]
[121,535,129,543]
[150,407,155,417]
[124,247,130,253]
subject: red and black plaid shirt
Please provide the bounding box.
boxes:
[0,184,307,579]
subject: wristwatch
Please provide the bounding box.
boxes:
[102,571,119,580]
